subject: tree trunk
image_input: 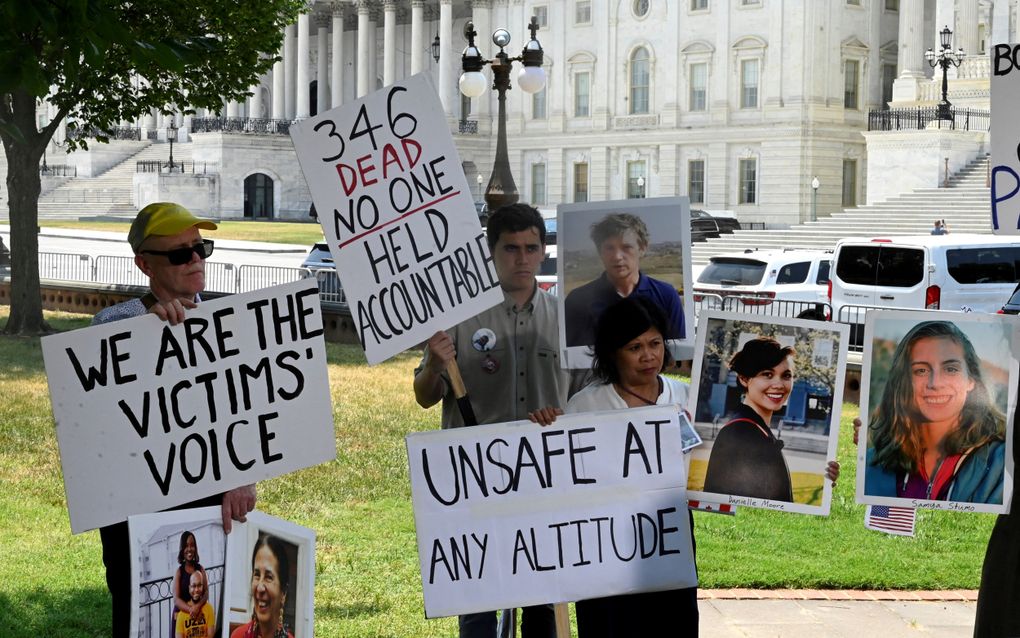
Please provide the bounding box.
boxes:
[2,88,49,335]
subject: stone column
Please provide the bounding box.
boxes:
[249,83,264,118]
[1015,0,1020,42]
[470,1,492,122]
[272,41,286,119]
[383,0,397,86]
[934,0,954,48]
[296,12,311,118]
[898,0,926,78]
[285,23,297,119]
[956,0,979,59]
[357,1,371,97]
[891,0,926,104]
[439,0,454,115]
[317,14,330,113]
[332,2,345,107]
[368,7,378,91]
[991,0,1010,46]
[410,0,425,75]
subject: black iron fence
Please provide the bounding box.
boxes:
[66,125,141,141]
[191,116,292,135]
[40,164,77,177]
[136,160,213,174]
[868,107,990,132]
[458,120,478,134]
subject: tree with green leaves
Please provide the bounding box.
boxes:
[0,0,304,334]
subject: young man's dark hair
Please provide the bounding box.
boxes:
[485,202,546,248]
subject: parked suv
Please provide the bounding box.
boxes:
[693,248,832,317]
[302,242,344,301]
[693,209,741,235]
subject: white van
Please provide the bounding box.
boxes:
[829,234,1020,321]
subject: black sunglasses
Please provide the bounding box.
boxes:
[141,239,214,265]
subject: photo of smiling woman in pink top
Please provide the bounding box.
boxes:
[865,321,1006,504]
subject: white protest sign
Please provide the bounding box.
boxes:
[992,44,1020,233]
[42,280,336,534]
[290,73,502,364]
[406,405,698,618]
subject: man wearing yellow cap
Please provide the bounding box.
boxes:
[94,202,257,636]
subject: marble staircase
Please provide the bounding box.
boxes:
[690,154,994,265]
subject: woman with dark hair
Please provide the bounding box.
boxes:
[530,296,697,637]
[865,320,1005,503]
[171,531,208,632]
[231,534,294,638]
[702,337,839,502]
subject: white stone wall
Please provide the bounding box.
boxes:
[862,129,988,204]
[190,133,311,219]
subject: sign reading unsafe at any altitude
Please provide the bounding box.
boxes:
[406,405,698,618]
[290,73,502,364]
[42,280,336,534]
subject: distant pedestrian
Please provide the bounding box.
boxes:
[309,203,318,222]
[931,219,949,235]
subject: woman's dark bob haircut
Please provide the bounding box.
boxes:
[251,533,292,595]
[591,297,673,383]
[729,337,795,379]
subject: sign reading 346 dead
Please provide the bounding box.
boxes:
[992,43,1020,233]
[42,280,336,534]
[406,405,698,618]
[291,73,502,364]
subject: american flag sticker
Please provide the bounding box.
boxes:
[689,500,736,515]
[865,505,916,536]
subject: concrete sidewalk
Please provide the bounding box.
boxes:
[697,590,977,637]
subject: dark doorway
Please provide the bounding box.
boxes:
[310,80,318,116]
[244,173,274,219]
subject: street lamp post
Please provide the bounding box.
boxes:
[459,17,546,212]
[167,122,178,172]
[925,26,965,123]
[811,176,819,222]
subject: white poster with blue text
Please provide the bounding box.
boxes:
[992,43,1020,233]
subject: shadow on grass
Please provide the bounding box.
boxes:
[0,587,111,637]
[316,600,388,619]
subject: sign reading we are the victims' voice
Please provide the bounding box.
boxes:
[42,280,336,534]
[290,73,502,364]
[406,405,698,619]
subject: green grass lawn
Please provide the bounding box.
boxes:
[0,309,997,637]
[38,220,325,246]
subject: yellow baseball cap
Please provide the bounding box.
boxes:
[129,202,217,253]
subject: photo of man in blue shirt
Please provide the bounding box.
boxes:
[564,212,685,348]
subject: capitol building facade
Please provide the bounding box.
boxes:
[29,0,1008,226]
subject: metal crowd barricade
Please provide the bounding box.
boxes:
[315,269,346,304]
[236,264,309,293]
[833,303,877,351]
[203,262,236,294]
[692,292,724,323]
[720,295,831,320]
[94,255,148,286]
[38,252,93,281]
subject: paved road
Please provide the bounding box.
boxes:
[0,225,309,270]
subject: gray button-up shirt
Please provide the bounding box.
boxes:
[417,286,574,428]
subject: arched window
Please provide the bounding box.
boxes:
[244,173,274,219]
[629,47,650,114]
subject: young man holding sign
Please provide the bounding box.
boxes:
[93,202,258,636]
[414,203,575,638]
